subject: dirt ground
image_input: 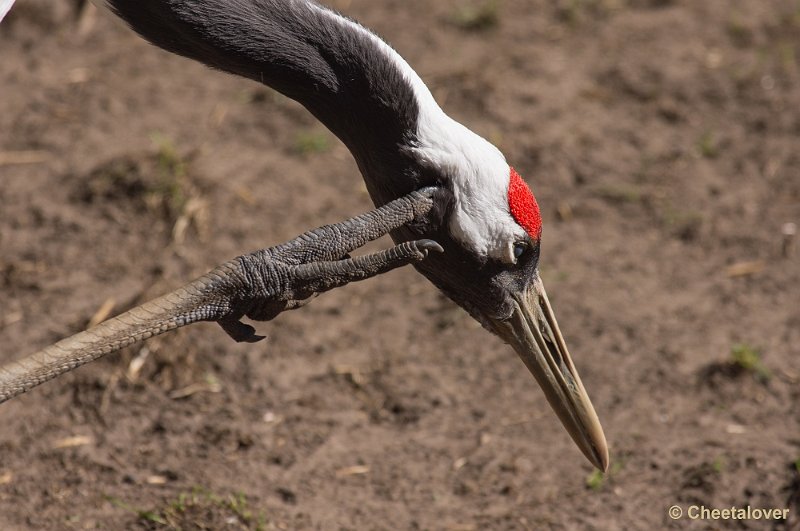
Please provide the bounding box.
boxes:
[1,0,798,529]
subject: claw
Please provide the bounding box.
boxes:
[417,239,444,254]
[218,319,266,343]
[416,186,439,199]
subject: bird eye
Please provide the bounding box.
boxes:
[513,242,528,262]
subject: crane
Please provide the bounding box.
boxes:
[0,0,608,472]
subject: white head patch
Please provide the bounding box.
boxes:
[411,113,529,263]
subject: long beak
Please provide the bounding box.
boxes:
[488,275,609,471]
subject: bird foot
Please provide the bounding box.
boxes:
[208,189,443,344]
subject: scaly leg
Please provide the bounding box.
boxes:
[0,188,441,403]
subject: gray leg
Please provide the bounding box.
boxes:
[0,188,442,402]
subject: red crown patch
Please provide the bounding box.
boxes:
[507,167,542,238]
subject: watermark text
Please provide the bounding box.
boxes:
[668,504,789,521]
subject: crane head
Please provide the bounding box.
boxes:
[398,122,609,472]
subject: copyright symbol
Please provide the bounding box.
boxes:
[669,505,683,519]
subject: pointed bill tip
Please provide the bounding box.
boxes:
[488,276,609,472]
[586,423,610,473]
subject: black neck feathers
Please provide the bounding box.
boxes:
[107,0,426,202]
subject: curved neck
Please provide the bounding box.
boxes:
[109,0,440,201]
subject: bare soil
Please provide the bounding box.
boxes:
[1,1,799,529]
